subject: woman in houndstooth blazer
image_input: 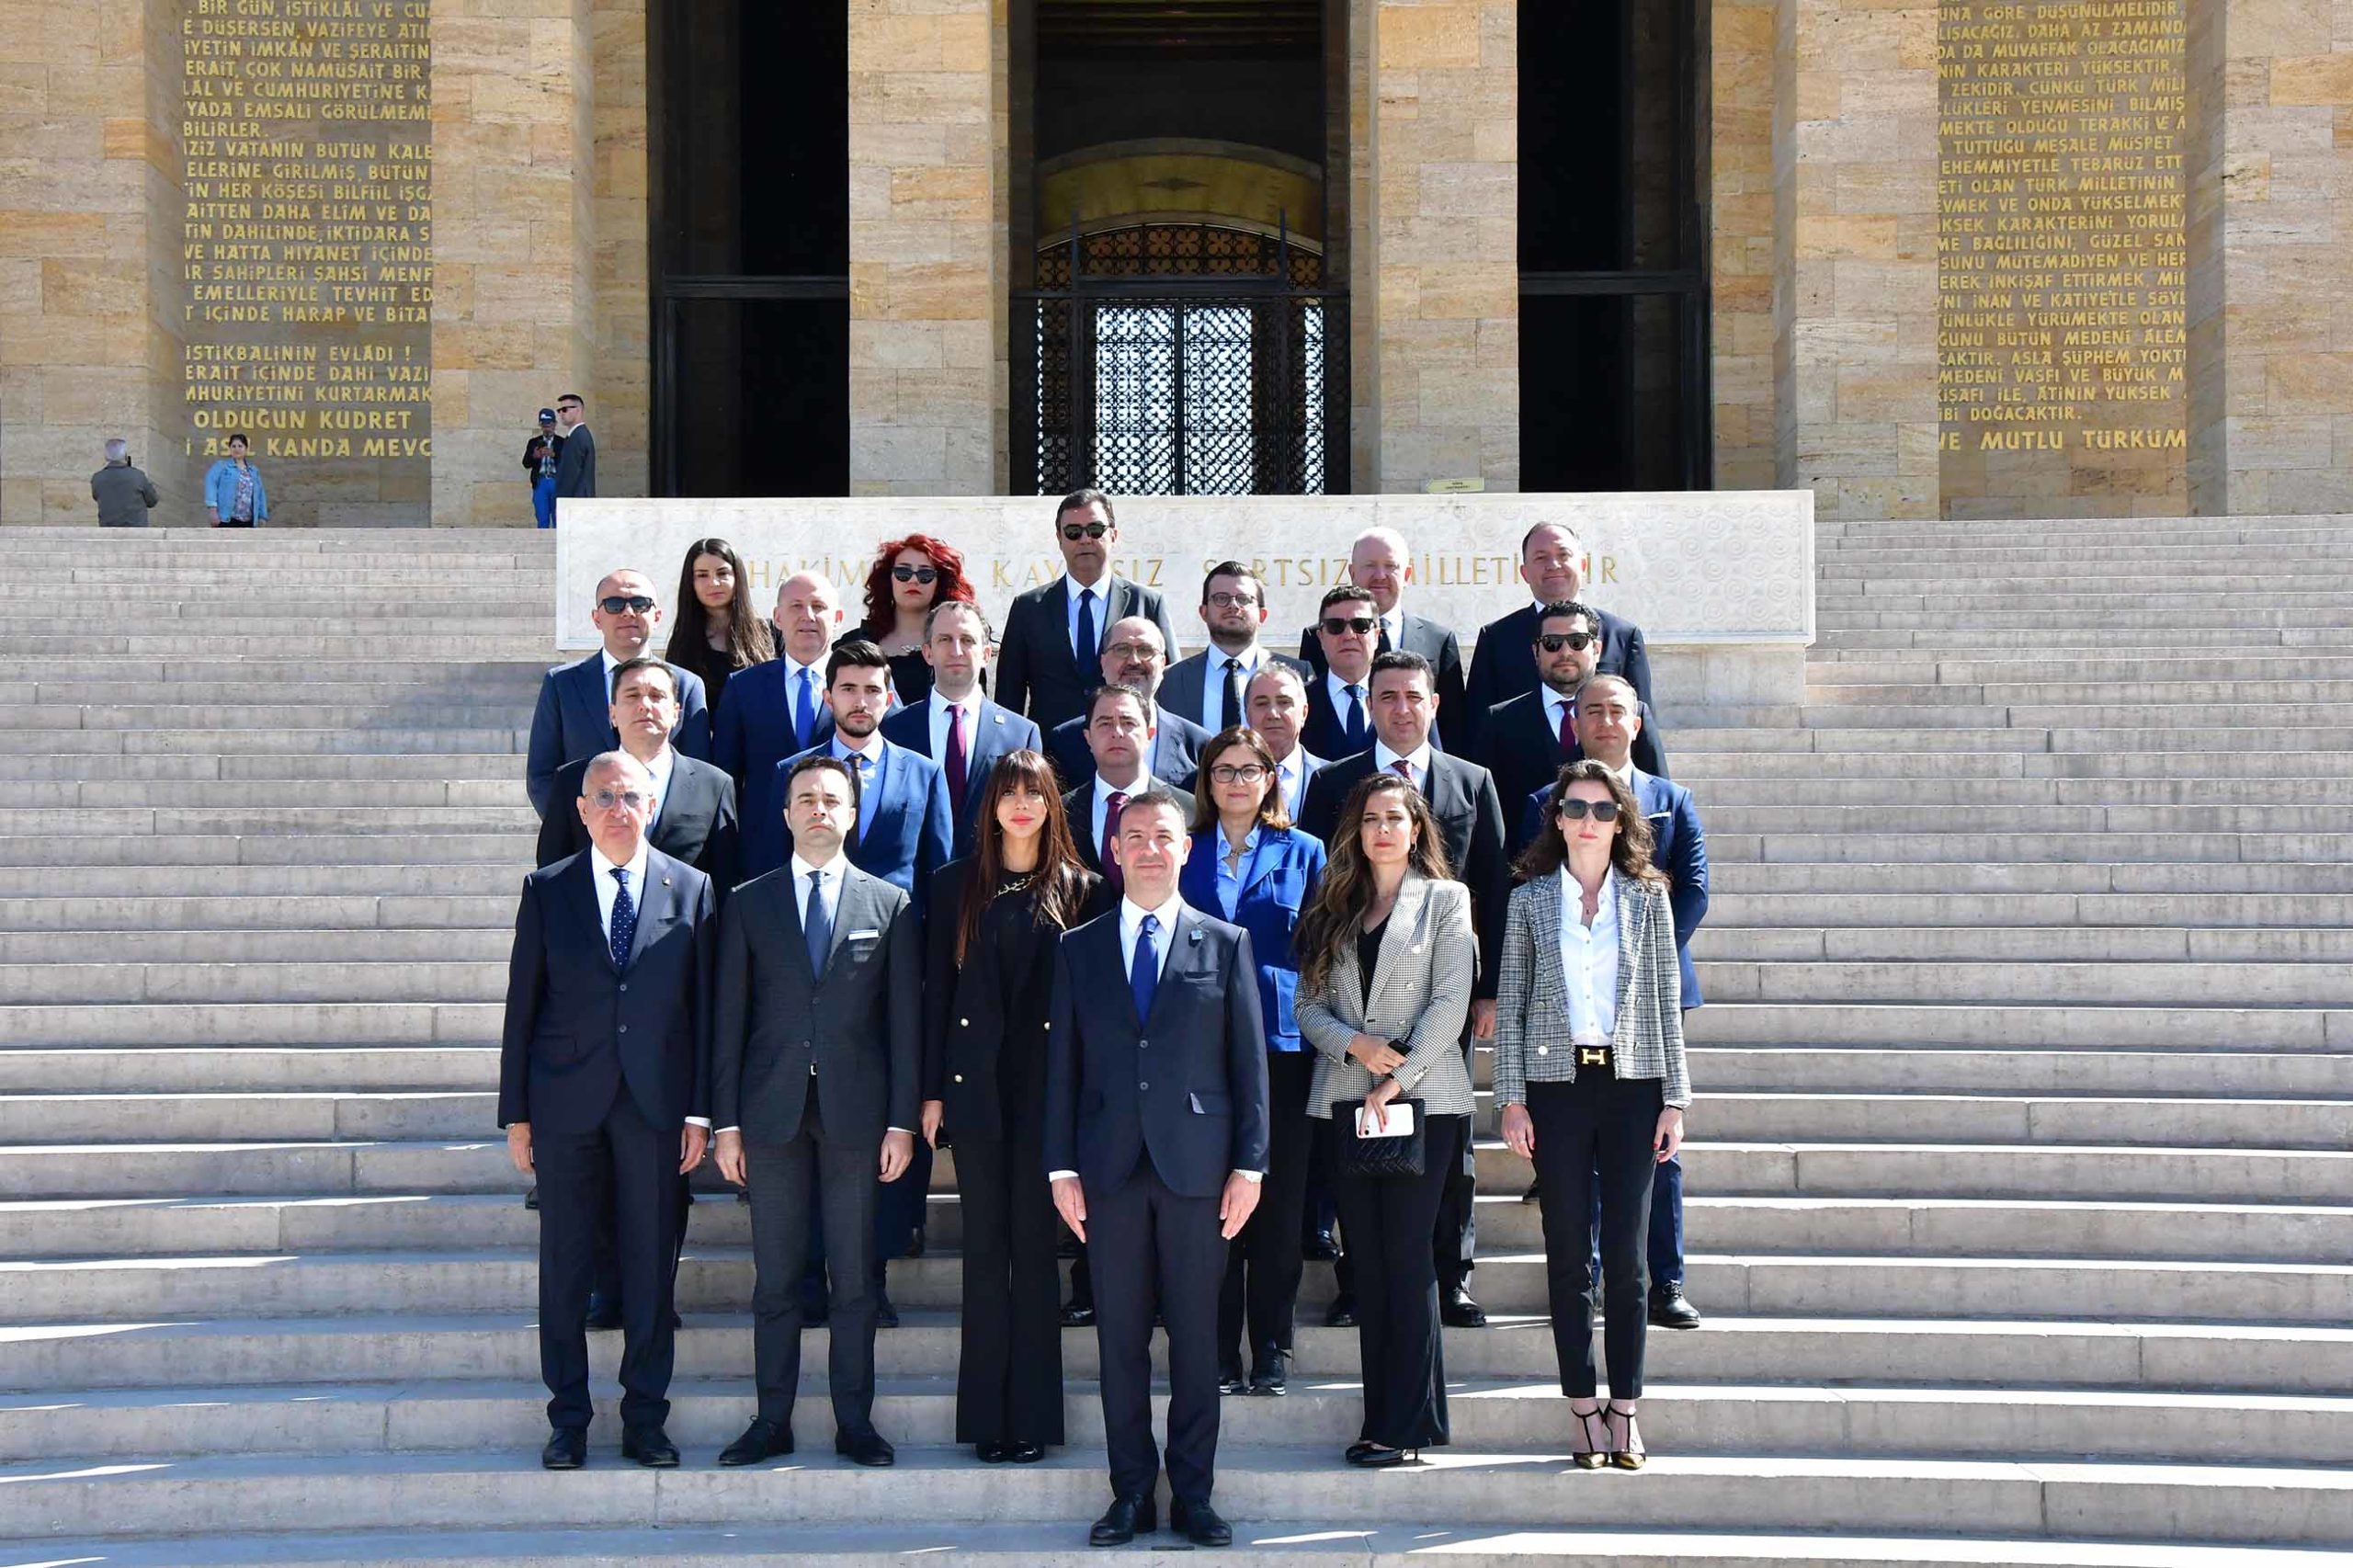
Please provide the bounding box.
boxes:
[1294,772,1478,1468]
[1494,760,1690,1471]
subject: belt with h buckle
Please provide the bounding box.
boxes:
[1573,1038,1612,1072]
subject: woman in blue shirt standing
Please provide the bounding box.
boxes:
[1179,724,1326,1397]
[202,433,267,527]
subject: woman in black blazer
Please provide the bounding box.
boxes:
[920,747,1108,1463]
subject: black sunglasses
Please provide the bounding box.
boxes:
[1061,522,1110,540]
[1321,616,1377,636]
[1558,799,1620,823]
[598,595,655,615]
[1536,631,1598,653]
[891,564,938,584]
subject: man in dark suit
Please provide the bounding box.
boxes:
[995,488,1178,733]
[1482,600,1670,856]
[711,756,920,1471]
[499,751,715,1471]
[537,658,740,890]
[1046,614,1210,790]
[1245,664,1324,823]
[526,568,711,816]
[1162,561,1309,739]
[1047,788,1270,1548]
[1299,585,1381,762]
[552,392,596,509]
[877,599,1040,856]
[1299,650,1506,1328]
[1296,525,1468,724]
[715,571,844,876]
[1059,684,1198,883]
[1461,521,1652,753]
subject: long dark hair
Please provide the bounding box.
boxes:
[666,537,774,669]
[1188,727,1290,835]
[1513,760,1664,885]
[861,532,978,639]
[956,747,1095,963]
[1293,772,1451,996]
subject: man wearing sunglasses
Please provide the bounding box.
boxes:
[1461,522,1652,756]
[1295,527,1468,725]
[995,488,1178,733]
[1483,600,1669,856]
[1299,585,1382,761]
[551,392,596,512]
[528,570,712,816]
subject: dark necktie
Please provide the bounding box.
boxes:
[1221,658,1244,733]
[1101,790,1127,892]
[1344,684,1367,751]
[944,702,970,815]
[1392,757,1415,790]
[804,868,832,973]
[792,667,817,751]
[1074,587,1097,667]
[1557,699,1575,756]
[1130,912,1160,1025]
[608,866,636,971]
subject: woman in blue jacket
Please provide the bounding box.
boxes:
[202,433,267,527]
[1179,724,1326,1397]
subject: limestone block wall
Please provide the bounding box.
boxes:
[1712,0,1779,490]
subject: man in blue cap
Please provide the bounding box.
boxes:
[524,409,561,528]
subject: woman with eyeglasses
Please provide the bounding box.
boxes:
[1495,758,1689,1472]
[1174,726,1327,1398]
[918,748,1109,1465]
[860,534,978,708]
[665,537,775,713]
[1292,771,1475,1468]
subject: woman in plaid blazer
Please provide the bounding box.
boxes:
[1494,760,1690,1471]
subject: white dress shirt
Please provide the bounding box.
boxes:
[928,688,977,762]
[1063,571,1108,662]
[1372,739,1435,791]
[635,744,676,825]
[1050,894,1263,1183]
[831,733,888,834]
[1199,644,1268,735]
[1274,749,1307,820]
[1543,687,1575,745]
[1557,867,1620,1043]
[1090,769,1154,851]
[593,838,710,1129]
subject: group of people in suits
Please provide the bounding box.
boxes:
[502,488,1711,1542]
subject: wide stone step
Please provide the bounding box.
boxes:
[0,834,526,869]
[1674,704,2353,732]
[1807,680,2353,707]
[1663,725,2353,754]
[1820,544,2353,570]
[0,1045,499,1093]
[1701,926,2353,963]
[1676,749,2353,781]
[0,753,520,783]
[1692,778,2353,806]
[2,1444,2347,1544]
[0,999,495,1046]
[0,897,508,932]
[0,638,561,659]
[1698,960,2353,1007]
[1688,1001,2348,1050]
[42,705,537,732]
[1710,831,2353,866]
[0,960,506,1005]
[1707,803,2353,834]
[0,927,506,964]
[101,727,526,756]
[1812,654,2353,684]
[1817,625,2353,651]
[1822,608,2353,630]
[33,683,540,710]
[1693,1046,2353,1098]
[1709,892,2353,929]
[0,865,523,900]
[20,660,549,684]
[1711,862,2353,895]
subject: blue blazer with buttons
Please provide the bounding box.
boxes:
[1177,824,1325,1053]
[877,696,1042,857]
[1518,766,1710,1007]
[766,737,954,916]
[712,658,834,874]
[525,653,710,818]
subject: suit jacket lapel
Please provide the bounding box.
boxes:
[824,869,865,972]
[1530,871,1568,1011]
[1611,873,1643,1021]
[1142,905,1207,1031]
[565,854,613,971]
[1239,828,1286,901]
[1367,876,1430,1026]
[569,658,615,749]
[626,855,669,968]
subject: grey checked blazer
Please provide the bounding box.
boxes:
[1295,875,1478,1119]
[1493,869,1690,1109]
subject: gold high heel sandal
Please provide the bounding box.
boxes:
[1568,1402,1608,1471]
[1606,1403,1645,1471]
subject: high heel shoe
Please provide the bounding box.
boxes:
[1568,1402,1608,1471]
[1606,1403,1645,1471]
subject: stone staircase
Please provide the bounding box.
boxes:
[1,517,2349,1565]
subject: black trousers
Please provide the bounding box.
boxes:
[954,1130,1065,1444]
[1087,1159,1228,1504]
[745,1079,881,1433]
[532,1088,682,1431]
[593,1160,690,1303]
[1528,1072,1664,1401]
[1327,1037,1478,1302]
[1328,1109,1465,1449]
[1218,1051,1315,1370]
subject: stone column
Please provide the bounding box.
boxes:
[1712,0,1779,489]
[847,0,1006,495]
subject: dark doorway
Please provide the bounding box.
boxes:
[649,1,849,496]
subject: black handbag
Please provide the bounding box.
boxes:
[1331,1098,1427,1178]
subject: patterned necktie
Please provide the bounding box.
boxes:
[1221,659,1244,733]
[1130,913,1160,1025]
[1392,757,1415,790]
[1344,684,1366,751]
[608,866,636,971]
[1101,790,1127,892]
[1074,587,1097,667]
[944,702,970,816]
[792,667,817,751]
[804,868,832,973]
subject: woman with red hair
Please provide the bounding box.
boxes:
[860,532,979,707]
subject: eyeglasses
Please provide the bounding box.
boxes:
[1061,522,1109,540]
[1209,764,1268,784]
[1536,631,1597,653]
[1558,799,1620,823]
[892,564,938,584]
[598,596,654,615]
[590,790,648,811]
[1321,616,1377,636]
[1104,641,1162,662]
[1206,591,1258,609]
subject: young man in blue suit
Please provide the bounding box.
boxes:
[877,599,1040,857]
[995,489,1178,733]
[1047,789,1270,1548]
[526,569,710,816]
[717,571,845,877]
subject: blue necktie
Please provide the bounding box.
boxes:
[1344,684,1367,751]
[1130,913,1160,1026]
[804,868,833,973]
[1074,587,1097,667]
[608,867,636,971]
[792,667,817,751]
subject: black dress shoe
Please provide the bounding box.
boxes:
[1346,1443,1414,1469]
[1248,1351,1289,1397]
[1520,1177,1541,1205]
[1088,1494,1155,1546]
[717,1416,792,1467]
[1006,1439,1045,1463]
[874,1285,900,1329]
[1302,1228,1339,1261]
[976,1439,1008,1464]
[1170,1496,1233,1547]
[737,1187,751,1204]
[906,1227,926,1258]
[523,1185,540,1211]
[1062,1301,1096,1328]
[1218,1361,1248,1395]
[1057,1233,1080,1258]
[1324,1292,1358,1328]
[836,1427,896,1466]
[1440,1285,1488,1328]
[584,1295,622,1332]
[540,1426,585,1469]
[1650,1282,1702,1330]
[621,1425,679,1467]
